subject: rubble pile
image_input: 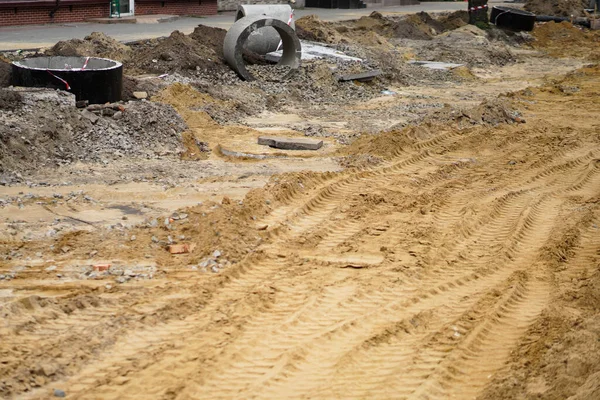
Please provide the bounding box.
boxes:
[0,89,186,183]
[525,0,590,17]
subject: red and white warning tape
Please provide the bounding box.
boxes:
[46,70,71,90]
[276,10,294,52]
[469,4,488,11]
[81,56,90,70]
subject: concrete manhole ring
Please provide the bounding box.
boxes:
[224,16,302,81]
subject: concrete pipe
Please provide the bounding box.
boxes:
[224,16,301,81]
[12,56,122,104]
[235,4,295,55]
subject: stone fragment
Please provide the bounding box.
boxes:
[258,136,323,151]
[132,91,148,100]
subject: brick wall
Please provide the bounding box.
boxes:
[136,0,217,16]
[0,4,108,26]
[218,0,288,12]
[0,0,216,26]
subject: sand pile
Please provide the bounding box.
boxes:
[414,24,517,67]
[532,21,600,59]
[45,32,131,62]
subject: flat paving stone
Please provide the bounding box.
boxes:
[258,136,323,151]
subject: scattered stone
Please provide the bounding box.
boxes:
[112,111,123,120]
[151,236,159,243]
[213,249,222,258]
[132,91,148,100]
[75,100,89,108]
[53,389,66,398]
[258,136,323,151]
[61,246,70,253]
[45,265,57,271]
[130,235,137,241]
[257,224,269,231]
[81,109,99,124]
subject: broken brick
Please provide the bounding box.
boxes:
[93,263,111,272]
[168,243,197,254]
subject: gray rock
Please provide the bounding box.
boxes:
[81,109,99,124]
[54,389,66,398]
[258,136,323,151]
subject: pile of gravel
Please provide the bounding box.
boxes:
[0,88,186,183]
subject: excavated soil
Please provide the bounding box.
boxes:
[128,30,229,76]
[525,0,591,17]
[1,15,600,400]
[532,21,600,59]
[45,32,132,62]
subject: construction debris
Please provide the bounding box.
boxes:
[338,69,382,82]
[1,12,600,400]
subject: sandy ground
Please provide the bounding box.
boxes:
[1,17,600,400]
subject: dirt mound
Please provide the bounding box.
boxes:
[0,58,12,87]
[426,98,522,126]
[345,97,520,159]
[45,32,131,62]
[188,24,227,59]
[130,30,228,76]
[415,24,516,67]
[525,0,589,17]
[0,90,186,181]
[297,11,467,46]
[532,21,600,59]
[296,15,345,43]
[437,10,469,31]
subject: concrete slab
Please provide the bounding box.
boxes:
[258,136,323,150]
[408,61,464,70]
[338,69,382,82]
[266,41,363,63]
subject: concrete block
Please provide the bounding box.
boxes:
[338,69,382,82]
[258,136,323,150]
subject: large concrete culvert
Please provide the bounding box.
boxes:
[11,56,123,104]
[224,16,302,81]
[234,4,295,55]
